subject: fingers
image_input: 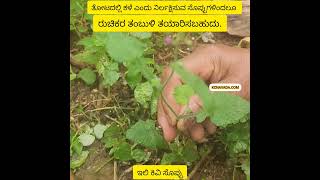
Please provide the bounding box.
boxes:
[187,119,217,143]
[176,95,202,133]
[176,118,206,143]
[157,101,177,142]
[176,95,217,143]
[177,119,193,134]
[160,67,183,126]
[202,119,217,135]
[189,123,206,143]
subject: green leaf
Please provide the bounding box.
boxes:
[108,62,119,71]
[70,74,77,81]
[171,62,250,128]
[78,68,96,85]
[220,121,250,157]
[126,120,168,149]
[70,65,77,81]
[241,160,250,180]
[102,124,123,149]
[169,143,180,153]
[71,151,89,169]
[196,110,208,123]
[84,124,94,134]
[150,96,158,115]
[161,153,181,165]
[126,69,142,88]
[93,124,107,139]
[210,93,250,127]
[103,124,122,139]
[171,62,213,113]
[125,57,155,88]
[181,140,199,163]
[84,13,93,22]
[109,147,117,156]
[232,141,248,154]
[141,67,155,80]
[131,149,146,162]
[114,142,132,161]
[150,77,161,91]
[130,32,152,39]
[105,33,146,63]
[96,60,116,76]
[74,51,100,65]
[94,32,109,46]
[78,134,95,146]
[173,84,194,105]
[105,138,119,148]
[96,61,105,75]
[102,70,119,87]
[134,82,153,108]
[72,138,83,155]
[77,37,96,50]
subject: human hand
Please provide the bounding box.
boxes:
[157,44,250,143]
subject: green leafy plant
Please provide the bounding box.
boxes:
[220,118,250,179]
[70,124,109,169]
[173,84,194,105]
[70,0,92,35]
[170,62,250,127]
[73,32,162,117]
[167,62,250,178]
[126,120,168,150]
[161,139,199,165]
[100,120,167,163]
[70,4,250,176]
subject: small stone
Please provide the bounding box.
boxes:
[238,37,250,48]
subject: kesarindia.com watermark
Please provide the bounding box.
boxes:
[209,83,241,92]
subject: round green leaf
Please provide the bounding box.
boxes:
[103,70,119,86]
[93,124,107,139]
[114,142,132,161]
[70,74,77,81]
[78,68,96,85]
[131,149,146,162]
[173,84,194,105]
[71,151,89,169]
[78,134,95,146]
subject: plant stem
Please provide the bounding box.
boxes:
[187,146,214,180]
[233,166,236,180]
[160,69,178,118]
[114,161,118,180]
[105,114,124,126]
[94,157,114,173]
